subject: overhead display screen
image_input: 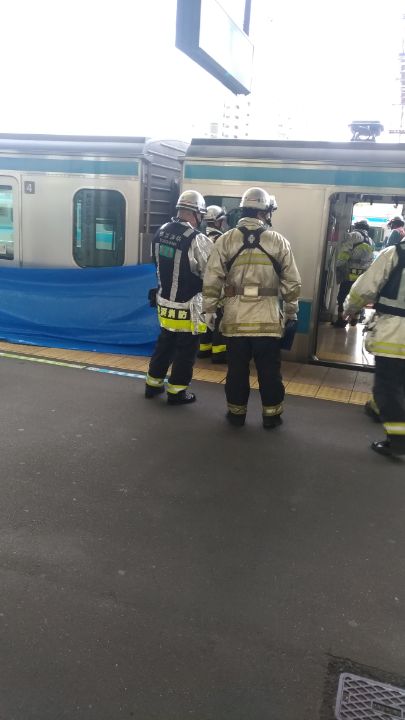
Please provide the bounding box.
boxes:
[176,0,253,95]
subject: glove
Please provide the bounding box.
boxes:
[203,312,216,331]
[280,319,298,351]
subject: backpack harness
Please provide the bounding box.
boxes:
[224,227,282,298]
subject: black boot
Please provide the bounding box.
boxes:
[263,415,283,430]
[226,411,246,427]
[371,440,405,457]
[167,390,196,405]
[197,349,212,359]
[211,351,227,365]
[145,385,165,399]
[332,316,347,328]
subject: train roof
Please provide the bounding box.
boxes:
[186,138,405,167]
[0,134,188,158]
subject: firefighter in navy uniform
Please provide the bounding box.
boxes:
[198,204,228,364]
[333,219,374,327]
[344,238,405,456]
[202,187,301,428]
[145,190,213,405]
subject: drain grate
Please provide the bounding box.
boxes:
[336,672,405,719]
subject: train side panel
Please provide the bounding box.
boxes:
[18,173,141,268]
[183,145,405,361]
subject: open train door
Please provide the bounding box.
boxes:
[0,176,20,266]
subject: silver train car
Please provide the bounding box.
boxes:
[0,134,187,269]
[182,138,405,364]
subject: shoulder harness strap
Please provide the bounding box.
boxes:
[226,227,282,276]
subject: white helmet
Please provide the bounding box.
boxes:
[205,205,226,223]
[240,187,277,213]
[176,190,206,215]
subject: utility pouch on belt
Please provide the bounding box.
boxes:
[148,288,158,307]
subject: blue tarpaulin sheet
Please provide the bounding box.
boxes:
[0,264,160,356]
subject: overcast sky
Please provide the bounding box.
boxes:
[1,0,404,141]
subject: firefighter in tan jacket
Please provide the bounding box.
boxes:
[344,239,405,456]
[202,187,301,428]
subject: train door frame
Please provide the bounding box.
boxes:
[0,175,21,266]
[311,189,405,369]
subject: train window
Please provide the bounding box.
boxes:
[73,189,125,267]
[0,186,14,260]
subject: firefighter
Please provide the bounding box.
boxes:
[333,219,374,327]
[386,216,405,247]
[202,187,301,428]
[344,238,405,456]
[204,204,226,241]
[198,204,228,363]
[145,190,213,405]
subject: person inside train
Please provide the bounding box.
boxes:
[385,216,405,247]
[204,204,227,241]
[332,219,374,328]
[202,187,301,429]
[198,204,228,363]
[145,190,213,405]
[344,236,405,457]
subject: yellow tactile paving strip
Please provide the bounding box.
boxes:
[0,341,373,405]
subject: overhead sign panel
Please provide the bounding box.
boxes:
[176,0,253,95]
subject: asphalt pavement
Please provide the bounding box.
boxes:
[0,354,404,720]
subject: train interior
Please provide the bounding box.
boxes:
[315,192,405,368]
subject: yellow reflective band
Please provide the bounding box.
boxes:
[227,402,247,415]
[199,343,212,351]
[337,251,351,261]
[262,403,283,416]
[167,383,187,395]
[159,315,207,333]
[367,341,405,357]
[233,257,273,267]
[383,423,405,436]
[145,373,164,388]
[212,344,227,354]
[349,271,364,281]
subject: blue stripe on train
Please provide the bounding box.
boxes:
[0,157,139,176]
[184,164,405,189]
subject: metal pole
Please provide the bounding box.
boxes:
[243,0,251,34]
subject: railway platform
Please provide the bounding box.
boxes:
[0,342,403,720]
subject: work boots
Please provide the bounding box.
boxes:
[226,411,246,427]
[262,415,283,430]
[332,315,347,328]
[167,390,196,405]
[145,385,165,399]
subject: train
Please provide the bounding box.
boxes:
[0,134,187,268]
[1,133,405,364]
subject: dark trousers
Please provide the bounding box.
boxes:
[373,356,405,448]
[199,309,227,355]
[225,337,285,414]
[148,329,199,388]
[337,280,354,313]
